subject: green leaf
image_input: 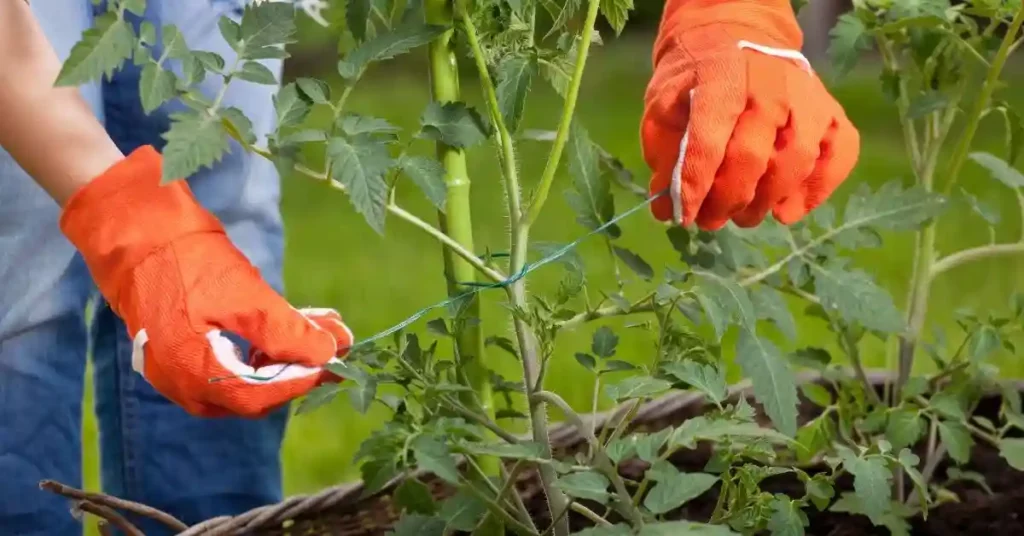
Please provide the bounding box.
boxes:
[389,514,445,536]
[961,187,1001,226]
[296,77,331,104]
[393,479,436,515]
[592,326,619,358]
[968,151,1024,188]
[462,441,547,461]
[606,437,637,464]
[612,247,654,280]
[839,450,892,525]
[274,82,312,130]
[419,101,491,149]
[751,286,797,341]
[938,420,974,464]
[635,429,672,463]
[637,522,739,536]
[411,436,460,484]
[138,63,177,113]
[736,329,799,437]
[694,271,756,341]
[663,361,727,405]
[643,470,718,515]
[800,383,833,408]
[671,416,791,450]
[603,360,637,373]
[327,137,392,235]
[221,106,256,146]
[767,495,808,536]
[236,60,278,84]
[339,113,401,136]
[931,391,967,420]
[811,259,904,333]
[841,181,948,232]
[495,56,536,132]
[605,377,672,401]
[600,0,634,35]
[347,377,378,413]
[555,471,611,503]
[969,324,1002,360]
[239,1,297,50]
[907,91,950,119]
[827,13,872,78]
[193,50,226,72]
[886,409,924,451]
[342,21,448,76]
[575,352,597,371]
[399,156,447,212]
[565,123,620,237]
[55,12,135,86]
[998,438,1024,470]
[347,0,373,41]
[572,525,632,536]
[294,383,341,414]
[804,475,835,511]
[438,490,486,531]
[161,111,229,183]
[897,449,929,506]
[218,17,242,50]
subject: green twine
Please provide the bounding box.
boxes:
[221,189,666,383]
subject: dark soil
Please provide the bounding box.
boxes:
[265,381,1024,535]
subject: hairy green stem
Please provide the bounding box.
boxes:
[931,243,1024,276]
[424,0,500,489]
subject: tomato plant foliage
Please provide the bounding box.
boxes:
[60,0,1024,534]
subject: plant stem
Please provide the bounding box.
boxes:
[897,5,1024,396]
[522,0,602,227]
[424,0,500,491]
[930,243,1024,276]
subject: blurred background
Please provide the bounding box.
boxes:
[77,0,1024,525]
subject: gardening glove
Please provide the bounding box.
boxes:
[642,0,860,230]
[59,145,354,418]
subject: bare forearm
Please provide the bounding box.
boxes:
[0,0,124,207]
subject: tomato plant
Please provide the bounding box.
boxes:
[56,0,1024,534]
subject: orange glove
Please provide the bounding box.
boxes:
[642,0,860,230]
[59,146,353,418]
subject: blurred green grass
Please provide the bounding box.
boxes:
[81,34,1024,525]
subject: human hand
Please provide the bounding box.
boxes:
[642,0,860,230]
[60,146,353,418]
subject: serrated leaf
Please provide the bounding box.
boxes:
[998,438,1024,470]
[496,56,535,132]
[907,91,949,119]
[643,471,718,515]
[839,450,892,525]
[399,156,447,212]
[419,101,491,148]
[393,479,436,515]
[566,123,620,237]
[886,409,924,451]
[339,113,401,136]
[591,326,619,358]
[969,324,1001,360]
[663,361,727,405]
[411,436,460,484]
[347,0,372,41]
[694,271,756,341]
[800,383,833,408]
[969,151,1024,188]
[961,188,1001,225]
[295,383,341,414]
[342,22,448,76]
[768,495,808,536]
[671,416,791,449]
[736,330,799,437]
[600,0,634,35]
[898,449,929,506]
[218,17,242,49]
[637,522,739,536]
[239,1,297,50]
[296,77,331,104]
[752,286,797,341]
[274,82,312,129]
[612,247,654,280]
[603,360,637,373]
[236,60,278,84]
[463,441,547,461]
[828,13,872,78]
[55,12,135,86]
[605,377,672,401]
[939,420,974,464]
[139,63,177,113]
[841,181,948,232]
[161,112,229,183]
[221,106,256,145]
[348,377,378,413]
[327,137,392,234]
[811,259,904,333]
[555,471,611,503]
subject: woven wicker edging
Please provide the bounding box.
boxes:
[47,369,1021,535]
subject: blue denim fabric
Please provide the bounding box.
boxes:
[0,2,289,534]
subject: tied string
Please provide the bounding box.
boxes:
[214,189,668,383]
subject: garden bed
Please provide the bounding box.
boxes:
[44,371,1024,535]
